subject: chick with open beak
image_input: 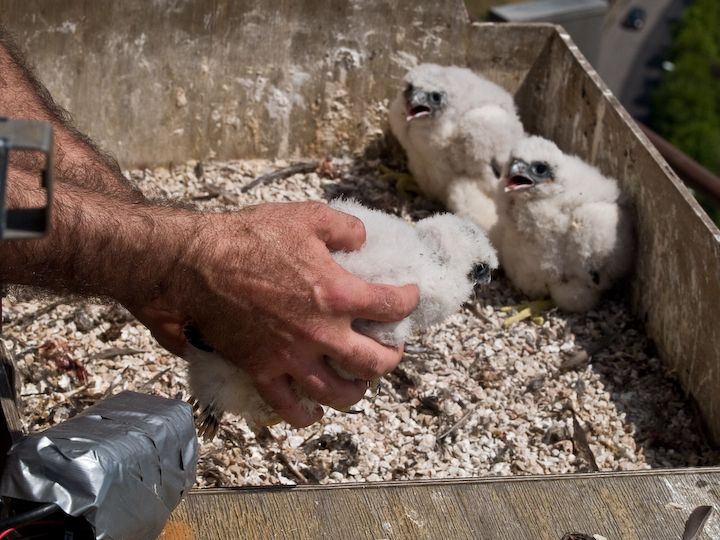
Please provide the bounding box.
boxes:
[388,63,526,234]
[403,83,446,122]
[494,135,634,315]
[504,158,555,192]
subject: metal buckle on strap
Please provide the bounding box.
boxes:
[0,118,53,240]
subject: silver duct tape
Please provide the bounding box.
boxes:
[0,391,199,540]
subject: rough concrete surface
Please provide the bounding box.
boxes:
[3,0,469,166]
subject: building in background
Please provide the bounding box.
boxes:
[488,0,608,65]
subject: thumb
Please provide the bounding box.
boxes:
[314,206,367,252]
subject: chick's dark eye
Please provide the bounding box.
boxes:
[532,162,549,176]
[429,91,442,104]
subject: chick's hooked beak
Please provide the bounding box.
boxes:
[504,159,534,192]
[505,159,554,192]
[405,89,431,121]
[404,84,444,122]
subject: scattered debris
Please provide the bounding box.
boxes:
[4,299,64,330]
[2,156,717,487]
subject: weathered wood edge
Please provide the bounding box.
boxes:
[182,466,720,496]
[0,340,23,472]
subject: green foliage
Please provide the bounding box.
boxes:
[651,0,720,224]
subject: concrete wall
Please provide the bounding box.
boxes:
[2,0,469,167]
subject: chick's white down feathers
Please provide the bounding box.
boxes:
[495,136,634,312]
[389,63,524,232]
[186,199,498,436]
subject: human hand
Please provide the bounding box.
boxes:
[128,299,186,358]
[3,164,417,429]
[165,201,419,427]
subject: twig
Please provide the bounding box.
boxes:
[568,405,599,472]
[278,452,308,484]
[300,428,322,448]
[220,164,245,175]
[191,184,225,201]
[63,384,89,399]
[137,367,172,392]
[5,300,64,330]
[100,365,131,399]
[91,347,149,360]
[465,301,492,326]
[241,162,319,193]
[191,193,221,201]
[437,408,475,442]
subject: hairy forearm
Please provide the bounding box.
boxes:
[1,167,193,303]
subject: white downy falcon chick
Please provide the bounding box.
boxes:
[494,136,634,312]
[389,63,525,233]
[185,198,498,439]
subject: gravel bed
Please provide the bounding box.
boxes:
[1,156,717,488]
